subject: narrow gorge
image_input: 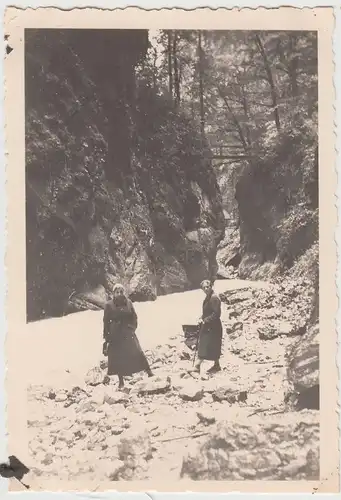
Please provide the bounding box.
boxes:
[26,29,225,323]
[23,28,320,488]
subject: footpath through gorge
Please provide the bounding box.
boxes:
[23,279,319,490]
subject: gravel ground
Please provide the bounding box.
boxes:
[22,279,319,489]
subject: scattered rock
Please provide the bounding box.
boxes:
[111,426,125,436]
[27,276,319,484]
[225,321,243,341]
[212,387,247,404]
[41,453,54,466]
[104,387,130,405]
[82,411,100,427]
[196,410,216,426]
[66,386,89,404]
[178,382,204,402]
[48,389,56,400]
[131,375,171,395]
[75,400,97,413]
[180,351,191,360]
[88,385,105,405]
[258,321,300,341]
[220,288,253,305]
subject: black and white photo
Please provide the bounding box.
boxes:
[3,7,338,493]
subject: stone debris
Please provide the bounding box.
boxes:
[212,388,248,404]
[27,281,319,484]
[258,321,303,341]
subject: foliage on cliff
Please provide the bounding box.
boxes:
[224,31,318,281]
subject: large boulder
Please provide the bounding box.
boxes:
[131,375,171,395]
[181,412,319,480]
[177,381,204,402]
[67,285,107,313]
[285,324,319,410]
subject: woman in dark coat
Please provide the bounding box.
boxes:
[102,283,153,389]
[194,279,223,374]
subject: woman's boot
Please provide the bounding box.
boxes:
[207,361,221,374]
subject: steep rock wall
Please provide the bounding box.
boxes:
[232,123,319,410]
[26,29,224,322]
[235,127,318,280]
[214,161,243,277]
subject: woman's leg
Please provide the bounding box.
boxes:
[140,351,153,377]
[194,357,203,373]
[118,375,124,389]
[144,358,154,377]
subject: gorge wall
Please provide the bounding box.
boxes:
[235,124,318,282]
[214,162,242,277]
[214,131,319,410]
[26,29,225,322]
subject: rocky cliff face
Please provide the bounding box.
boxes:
[235,126,318,280]
[26,29,225,322]
[217,128,319,411]
[214,162,242,278]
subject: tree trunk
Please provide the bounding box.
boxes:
[240,73,251,147]
[198,30,205,141]
[152,47,158,90]
[254,33,281,131]
[173,32,181,106]
[167,30,173,100]
[288,34,299,97]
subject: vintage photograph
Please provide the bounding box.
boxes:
[3,6,338,494]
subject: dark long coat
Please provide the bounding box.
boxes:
[103,298,149,376]
[198,291,223,361]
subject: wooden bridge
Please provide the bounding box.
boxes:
[209,143,251,161]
